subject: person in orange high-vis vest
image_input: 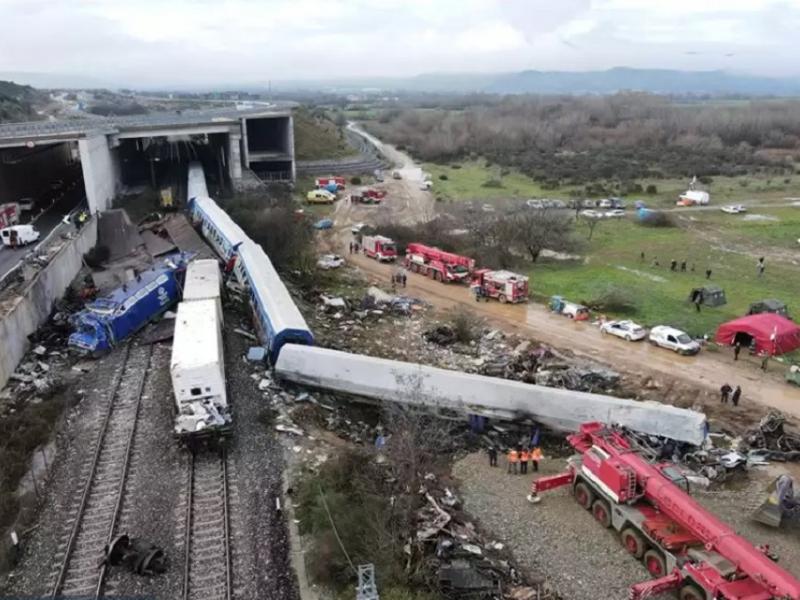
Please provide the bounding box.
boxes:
[519,448,530,475]
[531,447,543,472]
[507,448,518,474]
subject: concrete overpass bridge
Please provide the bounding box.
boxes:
[0,105,296,213]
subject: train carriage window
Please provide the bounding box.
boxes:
[191,387,202,396]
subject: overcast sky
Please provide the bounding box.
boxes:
[1,0,799,88]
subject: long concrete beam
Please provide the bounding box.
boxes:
[275,345,707,445]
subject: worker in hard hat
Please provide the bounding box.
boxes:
[506,448,518,475]
[531,447,543,472]
[519,447,530,475]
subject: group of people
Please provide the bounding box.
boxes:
[487,446,543,474]
[720,383,742,406]
[391,270,407,288]
[348,241,361,254]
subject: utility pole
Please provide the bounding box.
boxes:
[356,564,379,600]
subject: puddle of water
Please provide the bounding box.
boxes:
[742,214,779,222]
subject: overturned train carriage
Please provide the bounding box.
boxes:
[235,240,314,363]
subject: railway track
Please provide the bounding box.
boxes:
[51,343,152,598]
[182,448,232,600]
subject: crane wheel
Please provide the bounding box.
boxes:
[643,549,667,578]
[574,482,594,510]
[678,583,705,600]
[620,527,646,559]
[591,499,612,528]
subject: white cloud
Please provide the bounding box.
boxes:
[0,0,798,86]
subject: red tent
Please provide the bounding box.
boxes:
[715,313,800,355]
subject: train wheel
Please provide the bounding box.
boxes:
[591,499,611,528]
[678,583,705,600]
[620,527,646,559]
[574,482,594,510]
[643,549,667,578]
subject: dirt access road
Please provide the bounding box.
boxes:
[333,126,800,423]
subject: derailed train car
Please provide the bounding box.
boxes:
[171,259,231,440]
[235,240,314,363]
[186,163,314,364]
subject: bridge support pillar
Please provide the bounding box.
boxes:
[228,133,242,182]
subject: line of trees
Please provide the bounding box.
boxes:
[365,93,800,184]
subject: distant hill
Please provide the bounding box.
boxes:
[0,80,39,123]
[273,67,800,97]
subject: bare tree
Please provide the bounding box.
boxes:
[509,208,580,262]
[581,214,601,241]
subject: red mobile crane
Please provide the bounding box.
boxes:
[404,243,474,284]
[529,422,800,600]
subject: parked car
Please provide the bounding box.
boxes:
[648,325,700,355]
[526,199,544,209]
[600,320,647,341]
[317,254,345,270]
[599,198,614,208]
[351,222,367,235]
[313,218,333,230]
[580,209,603,219]
[307,190,336,204]
[721,205,747,214]
[17,198,35,212]
[604,209,625,218]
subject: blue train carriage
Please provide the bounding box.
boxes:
[187,196,249,271]
[237,240,314,363]
[69,252,193,355]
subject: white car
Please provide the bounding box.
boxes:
[604,209,625,218]
[351,222,367,235]
[580,209,603,219]
[317,254,345,270]
[600,320,647,341]
[648,326,701,355]
[721,205,747,214]
[599,198,614,208]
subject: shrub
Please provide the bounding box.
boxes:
[587,285,639,315]
[639,211,675,228]
[645,184,658,195]
[451,164,462,169]
[481,178,503,189]
[450,308,481,343]
[439,173,448,180]
[350,176,362,185]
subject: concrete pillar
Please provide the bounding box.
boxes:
[78,134,119,213]
[240,119,250,168]
[228,132,242,181]
[288,114,296,182]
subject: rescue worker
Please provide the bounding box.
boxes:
[734,342,742,361]
[506,448,518,475]
[720,383,732,403]
[531,447,543,472]
[519,447,530,474]
[731,385,742,407]
[488,446,498,467]
[77,210,88,229]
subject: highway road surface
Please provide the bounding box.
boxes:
[0,178,86,279]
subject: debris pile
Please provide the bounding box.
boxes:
[744,411,800,459]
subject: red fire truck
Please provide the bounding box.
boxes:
[0,203,20,229]
[530,422,800,600]
[404,243,474,283]
[316,176,346,191]
[470,269,529,303]
[351,189,387,205]
[362,235,397,262]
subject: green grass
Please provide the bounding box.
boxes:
[529,212,800,337]
[634,176,799,209]
[424,160,578,201]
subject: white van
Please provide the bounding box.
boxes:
[648,325,700,355]
[1,224,40,247]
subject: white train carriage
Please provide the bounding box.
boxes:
[186,165,248,269]
[183,258,222,321]
[187,161,209,201]
[236,240,314,363]
[171,298,230,438]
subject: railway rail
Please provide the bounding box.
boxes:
[182,448,232,600]
[51,343,152,598]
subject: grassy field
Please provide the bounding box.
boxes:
[424,160,573,201]
[529,206,800,337]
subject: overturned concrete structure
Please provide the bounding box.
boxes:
[275,346,707,445]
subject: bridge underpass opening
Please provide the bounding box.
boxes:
[243,115,293,181]
[0,142,84,223]
[118,133,229,199]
